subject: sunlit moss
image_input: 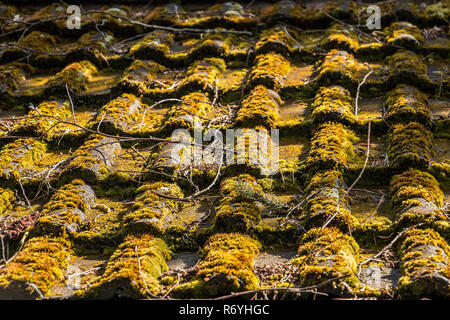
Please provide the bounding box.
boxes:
[291,227,360,295]
[397,228,450,299]
[172,233,261,298]
[235,85,281,129]
[82,234,171,299]
[0,237,72,298]
[387,122,432,170]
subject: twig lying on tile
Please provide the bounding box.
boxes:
[355,67,374,116]
[356,223,425,278]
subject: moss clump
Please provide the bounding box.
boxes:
[315,50,369,91]
[387,122,432,171]
[384,85,431,126]
[322,24,358,52]
[0,138,46,182]
[390,169,446,227]
[303,170,358,231]
[397,228,450,299]
[180,58,226,93]
[130,30,174,61]
[235,85,281,129]
[291,227,360,295]
[0,237,72,299]
[248,52,290,91]
[255,26,298,55]
[89,94,149,135]
[0,63,30,94]
[83,234,171,299]
[20,31,57,53]
[45,61,97,95]
[34,179,96,236]
[114,60,166,96]
[311,86,355,125]
[0,187,15,215]
[355,43,385,61]
[214,174,263,233]
[386,50,435,92]
[61,134,121,184]
[122,181,183,234]
[306,122,358,173]
[164,91,211,131]
[11,100,72,140]
[144,4,184,26]
[385,22,424,52]
[172,233,261,298]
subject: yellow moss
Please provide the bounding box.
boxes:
[36,179,96,236]
[0,138,46,181]
[11,100,72,140]
[130,30,174,59]
[0,187,15,215]
[307,122,358,173]
[249,52,290,91]
[122,181,183,232]
[89,93,149,135]
[46,61,97,94]
[0,237,72,297]
[235,85,281,129]
[385,85,431,125]
[291,227,360,294]
[387,122,433,170]
[390,169,444,208]
[164,91,211,131]
[316,49,369,90]
[398,228,450,298]
[385,22,424,51]
[83,234,171,299]
[311,86,355,124]
[173,233,261,298]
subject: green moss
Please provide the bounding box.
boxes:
[89,93,149,135]
[291,227,360,295]
[315,49,369,91]
[45,61,97,95]
[130,30,174,61]
[235,85,281,129]
[255,26,298,55]
[385,22,424,51]
[303,170,358,231]
[114,60,166,96]
[0,237,72,298]
[311,86,355,125]
[387,122,433,170]
[0,138,46,182]
[61,134,121,184]
[397,228,450,299]
[34,179,96,236]
[248,52,290,91]
[322,24,358,52]
[122,181,183,234]
[164,91,211,131]
[172,233,261,298]
[384,85,431,126]
[11,100,72,140]
[82,234,171,299]
[390,169,446,227]
[0,187,15,215]
[306,122,358,173]
[386,50,435,92]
